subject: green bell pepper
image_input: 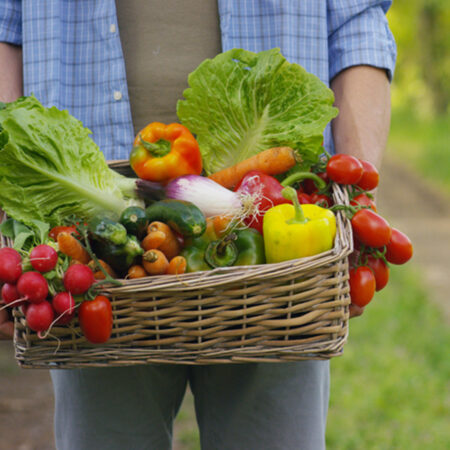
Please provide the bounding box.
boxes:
[181,219,265,272]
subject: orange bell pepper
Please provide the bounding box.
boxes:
[130,122,202,183]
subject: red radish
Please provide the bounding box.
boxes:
[0,248,22,283]
[29,244,58,273]
[1,283,25,307]
[52,292,75,325]
[26,301,54,332]
[17,271,49,304]
[63,264,95,295]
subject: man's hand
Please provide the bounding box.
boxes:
[349,303,364,318]
[331,66,391,319]
[0,307,14,340]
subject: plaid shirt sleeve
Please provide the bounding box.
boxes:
[0,0,22,45]
[327,0,396,81]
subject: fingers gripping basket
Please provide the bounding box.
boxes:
[2,162,353,368]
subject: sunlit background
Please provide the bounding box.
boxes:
[0,2,449,449]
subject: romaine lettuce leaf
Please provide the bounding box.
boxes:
[177,48,338,175]
[0,96,136,226]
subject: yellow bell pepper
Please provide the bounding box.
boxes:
[263,187,336,263]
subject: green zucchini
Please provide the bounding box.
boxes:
[120,206,148,238]
[88,216,128,245]
[145,199,206,237]
[93,235,144,275]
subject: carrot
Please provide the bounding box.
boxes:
[208,146,298,189]
[127,265,148,279]
[166,256,187,275]
[142,249,169,275]
[147,221,181,260]
[212,215,233,237]
[88,259,117,280]
[57,232,90,264]
[69,259,83,266]
[141,230,166,251]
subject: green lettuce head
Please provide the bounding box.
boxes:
[0,95,139,227]
[177,48,338,175]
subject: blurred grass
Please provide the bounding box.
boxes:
[327,266,450,449]
[388,110,450,194]
[173,266,450,449]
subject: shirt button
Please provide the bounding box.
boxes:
[110,23,117,33]
[113,91,122,101]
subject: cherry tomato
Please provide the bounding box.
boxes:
[302,172,329,194]
[48,226,77,241]
[349,266,376,307]
[310,193,333,208]
[366,255,389,291]
[297,192,312,204]
[78,295,113,344]
[326,154,363,185]
[351,209,392,248]
[385,228,413,265]
[350,193,377,212]
[356,160,379,190]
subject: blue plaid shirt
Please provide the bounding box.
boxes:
[0,0,395,160]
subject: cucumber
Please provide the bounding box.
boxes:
[120,206,148,238]
[88,216,128,245]
[145,199,206,237]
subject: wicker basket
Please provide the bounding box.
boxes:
[2,161,353,368]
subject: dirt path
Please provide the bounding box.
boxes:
[0,155,448,450]
[376,155,450,321]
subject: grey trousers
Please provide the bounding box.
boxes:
[51,361,329,450]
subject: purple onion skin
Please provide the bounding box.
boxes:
[165,175,217,199]
[135,179,166,202]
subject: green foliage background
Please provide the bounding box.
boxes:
[387,1,450,192]
[388,0,450,117]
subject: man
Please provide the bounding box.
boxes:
[0,1,395,449]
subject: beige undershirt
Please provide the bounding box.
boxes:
[116,0,222,135]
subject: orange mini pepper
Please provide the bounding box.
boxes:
[130,122,202,183]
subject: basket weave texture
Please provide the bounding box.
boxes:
[2,161,353,368]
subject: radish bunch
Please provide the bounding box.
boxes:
[0,245,95,334]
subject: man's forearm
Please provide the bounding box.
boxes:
[330,66,391,169]
[0,42,23,102]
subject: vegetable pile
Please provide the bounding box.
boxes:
[0,48,413,344]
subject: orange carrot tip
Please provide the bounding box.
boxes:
[208,147,297,189]
[127,265,148,279]
[166,256,187,275]
[142,249,169,276]
[141,230,166,251]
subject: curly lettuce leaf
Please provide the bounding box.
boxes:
[0,96,134,227]
[177,48,338,175]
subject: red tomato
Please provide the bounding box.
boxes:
[366,256,389,291]
[350,193,377,212]
[349,266,376,307]
[351,209,392,248]
[302,172,329,194]
[326,154,363,185]
[385,228,413,264]
[357,160,379,190]
[310,193,333,208]
[49,226,77,241]
[78,295,113,344]
[297,192,312,204]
